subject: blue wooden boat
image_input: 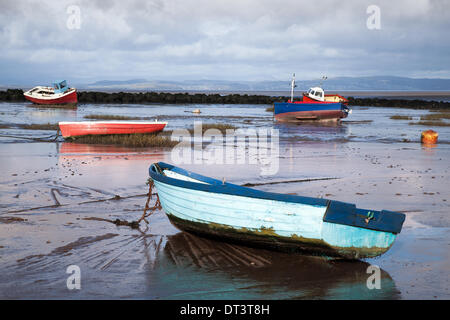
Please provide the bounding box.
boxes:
[149,162,405,259]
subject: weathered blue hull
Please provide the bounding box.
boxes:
[274,102,349,122]
[149,162,405,259]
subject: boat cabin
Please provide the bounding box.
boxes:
[53,80,69,94]
[306,87,325,102]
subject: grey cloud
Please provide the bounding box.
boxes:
[0,0,449,85]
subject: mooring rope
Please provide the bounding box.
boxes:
[137,178,162,224]
[75,182,161,229]
[98,178,162,228]
[67,180,162,229]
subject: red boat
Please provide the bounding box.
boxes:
[23,80,77,105]
[58,121,167,138]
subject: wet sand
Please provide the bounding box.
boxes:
[1,101,450,299]
[0,138,449,299]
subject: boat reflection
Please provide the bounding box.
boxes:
[142,231,400,299]
[274,121,349,144]
[60,142,146,154]
[26,103,77,110]
[25,106,77,121]
[58,142,169,164]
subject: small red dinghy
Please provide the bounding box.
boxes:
[24,80,77,105]
[58,121,167,138]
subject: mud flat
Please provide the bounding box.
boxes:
[0,139,449,299]
[0,102,449,299]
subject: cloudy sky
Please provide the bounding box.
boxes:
[1,0,449,85]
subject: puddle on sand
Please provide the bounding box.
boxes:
[1,229,400,299]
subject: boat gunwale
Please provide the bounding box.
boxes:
[150,162,406,235]
[24,87,77,100]
[150,162,329,207]
[59,121,167,125]
[274,101,342,105]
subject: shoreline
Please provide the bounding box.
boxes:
[1,89,450,109]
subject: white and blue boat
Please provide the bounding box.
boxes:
[149,162,405,259]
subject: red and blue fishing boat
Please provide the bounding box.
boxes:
[23,80,77,105]
[274,75,351,122]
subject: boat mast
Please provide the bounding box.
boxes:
[290,73,296,102]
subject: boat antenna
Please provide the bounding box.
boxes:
[290,73,297,102]
[319,75,328,87]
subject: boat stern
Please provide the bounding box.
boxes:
[320,200,406,259]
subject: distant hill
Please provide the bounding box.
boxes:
[320,76,450,91]
[84,76,450,91]
[89,79,148,86]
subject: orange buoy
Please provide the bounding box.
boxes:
[421,130,438,144]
